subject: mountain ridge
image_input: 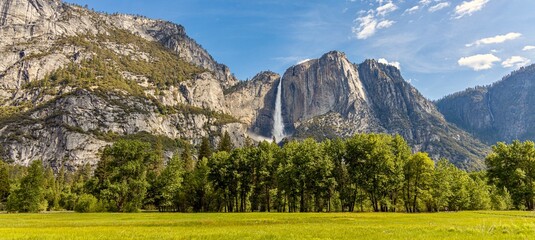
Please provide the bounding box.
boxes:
[0,0,492,170]
[436,64,535,144]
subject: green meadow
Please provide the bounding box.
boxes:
[0,211,534,240]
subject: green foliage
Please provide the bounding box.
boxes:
[198,136,213,160]
[0,161,9,203]
[278,139,335,212]
[97,140,155,212]
[25,29,203,95]
[155,154,184,211]
[5,133,531,214]
[486,140,535,210]
[0,101,32,119]
[74,194,99,213]
[6,161,47,213]
[403,152,434,212]
[218,131,234,152]
[489,186,514,210]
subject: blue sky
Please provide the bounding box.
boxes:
[64,0,535,99]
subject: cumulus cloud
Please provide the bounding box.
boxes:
[376,2,398,16]
[458,54,500,71]
[353,14,378,39]
[523,46,535,51]
[465,32,522,47]
[377,20,395,29]
[454,0,489,19]
[404,5,420,15]
[378,58,401,69]
[352,1,398,40]
[429,2,451,12]
[501,56,531,68]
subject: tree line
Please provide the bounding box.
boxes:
[1,132,531,213]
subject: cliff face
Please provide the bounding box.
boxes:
[0,0,249,168]
[436,64,535,144]
[282,52,378,133]
[226,71,279,127]
[277,52,488,169]
[0,0,490,170]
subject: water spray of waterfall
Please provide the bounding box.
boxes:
[272,78,285,142]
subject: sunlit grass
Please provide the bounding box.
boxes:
[0,211,534,239]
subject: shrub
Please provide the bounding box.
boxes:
[74,194,98,213]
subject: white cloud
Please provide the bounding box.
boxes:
[502,56,531,68]
[466,32,522,47]
[429,2,450,12]
[404,5,420,14]
[378,58,401,69]
[419,0,432,5]
[353,14,378,39]
[377,20,395,29]
[454,0,489,19]
[523,46,535,51]
[376,2,398,16]
[296,59,312,65]
[352,1,398,40]
[458,54,500,71]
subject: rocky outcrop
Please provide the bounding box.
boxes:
[0,89,248,169]
[278,51,488,169]
[0,0,246,168]
[142,20,238,88]
[283,52,375,125]
[436,64,535,144]
[225,71,279,126]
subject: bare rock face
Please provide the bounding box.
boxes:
[279,51,488,169]
[0,0,247,168]
[0,89,248,169]
[225,71,279,126]
[283,51,372,123]
[437,64,535,144]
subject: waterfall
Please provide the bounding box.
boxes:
[272,78,285,142]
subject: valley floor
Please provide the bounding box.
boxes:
[0,211,534,239]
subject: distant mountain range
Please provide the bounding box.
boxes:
[1,0,533,170]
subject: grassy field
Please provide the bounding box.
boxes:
[0,211,535,239]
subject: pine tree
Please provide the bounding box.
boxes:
[218,131,234,152]
[198,136,213,160]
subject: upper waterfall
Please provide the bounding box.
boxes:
[272,78,285,142]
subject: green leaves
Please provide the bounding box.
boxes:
[97,139,154,212]
[7,160,47,212]
[486,140,535,210]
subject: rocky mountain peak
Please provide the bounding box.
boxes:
[284,52,488,169]
[251,71,280,83]
[319,50,347,61]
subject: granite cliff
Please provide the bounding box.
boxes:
[252,52,488,169]
[0,0,491,170]
[436,64,535,144]
[0,0,253,169]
